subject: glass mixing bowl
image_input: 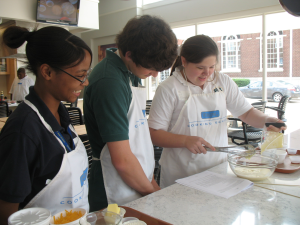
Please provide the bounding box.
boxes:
[228,151,278,181]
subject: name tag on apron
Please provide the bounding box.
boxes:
[201,110,220,119]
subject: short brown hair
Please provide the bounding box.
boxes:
[116,15,178,71]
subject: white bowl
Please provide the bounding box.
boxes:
[289,155,300,163]
[287,148,298,155]
[276,149,287,164]
[8,208,51,225]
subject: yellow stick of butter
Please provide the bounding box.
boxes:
[107,203,120,214]
[105,204,120,224]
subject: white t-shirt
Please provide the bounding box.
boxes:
[148,67,252,132]
[9,76,35,101]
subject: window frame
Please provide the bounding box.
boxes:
[220,35,242,73]
[259,30,284,72]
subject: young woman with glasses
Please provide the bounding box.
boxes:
[0,25,92,223]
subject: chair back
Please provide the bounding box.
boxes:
[0,101,10,118]
[146,100,152,115]
[62,102,72,107]
[81,137,92,180]
[252,101,267,113]
[153,145,163,185]
[62,98,78,108]
[67,107,84,126]
[227,101,266,145]
[278,95,290,120]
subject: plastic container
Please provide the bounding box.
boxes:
[261,130,284,153]
[287,148,298,155]
[123,220,147,225]
[289,155,300,163]
[228,152,278,181]
[122,217,139,223]
[275,149,287,164]
[88,211,122,225]
[50,208,87,225]
[8,207,51,225]
[103,207,126,218]
[86,212,97,225]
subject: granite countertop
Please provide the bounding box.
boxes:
[125,162,300,225]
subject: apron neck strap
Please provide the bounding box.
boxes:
[24,99,70,153]
[182,68,192,95]
[54,126,75,152]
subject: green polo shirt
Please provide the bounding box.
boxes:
[84,48,140,157]
[83,48,141,211]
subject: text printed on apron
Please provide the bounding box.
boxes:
[23,100,89,215]
[159,77,228,188]
[99,82,155,206]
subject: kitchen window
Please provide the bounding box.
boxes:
[267,31,283,69]
[221,35,241,72]
[259,30,284,72]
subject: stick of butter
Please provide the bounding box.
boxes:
[105,204,120,224]
[107,203,120,214]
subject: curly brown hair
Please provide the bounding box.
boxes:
[116,15,178,71]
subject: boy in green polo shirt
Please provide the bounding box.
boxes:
[84,15,178,211]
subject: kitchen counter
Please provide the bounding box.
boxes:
[125,161,300,225]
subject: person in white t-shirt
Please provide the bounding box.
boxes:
[148,35,287,188]
[10,68,34,101]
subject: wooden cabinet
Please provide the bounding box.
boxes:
[0,58,17,97]
[0,58,9,75]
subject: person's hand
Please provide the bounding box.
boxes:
[183,136,215,154]
[265,117,287,132]
[151,177,161,192]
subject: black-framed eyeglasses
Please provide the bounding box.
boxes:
[53,66,92,84]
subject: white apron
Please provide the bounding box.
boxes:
[24,100,89,215]
[160,76,228,188]
[99,82,155,206]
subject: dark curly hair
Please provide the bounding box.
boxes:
[116,15,178,71]
[3,26,92,76]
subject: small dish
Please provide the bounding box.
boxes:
[289,155,300,164]
[275,149,287,164]
[122,217,139,223]
[38,4,46,12]
[103,207,126,218]
[86,212,97,225]
[287,148,298,155]
[87,211,122,225]
[123,220,147,225]
[275,150,300,173]
[46,0,54,7]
